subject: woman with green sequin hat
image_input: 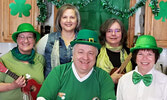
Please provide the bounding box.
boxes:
[117,35,167,100]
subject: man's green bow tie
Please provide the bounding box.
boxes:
[132,71,153,87]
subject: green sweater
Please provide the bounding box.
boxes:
[38,62,116,100]
[0,51,45,100]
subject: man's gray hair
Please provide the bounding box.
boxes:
[72,44,98,56]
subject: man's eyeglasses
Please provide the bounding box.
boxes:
[107,29,121,34]
[18,35,34,41]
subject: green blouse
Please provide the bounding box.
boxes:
[0,51,45,100]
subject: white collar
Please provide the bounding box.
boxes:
[72,62,93,82]
[135,65,155,75]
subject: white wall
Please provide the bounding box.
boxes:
[0,43,17,57]
[44,4,55,33]
[156,48,167,74]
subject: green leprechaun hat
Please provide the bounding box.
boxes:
[130,35,163,53]
[70,29,101,49]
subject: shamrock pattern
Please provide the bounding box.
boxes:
[154,1,167,22]
[9,0,31,17]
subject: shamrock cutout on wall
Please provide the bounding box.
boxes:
[154,1,167,22]
[9,0,32,17]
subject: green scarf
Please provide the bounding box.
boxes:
[11,47,35,64]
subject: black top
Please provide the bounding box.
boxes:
[106,46,136,70]
[106,49,121,68]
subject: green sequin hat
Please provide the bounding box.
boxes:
[70,29,101,49]
[130,35,163,53]
[12,23,40,43]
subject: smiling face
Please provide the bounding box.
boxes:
[136,49,156,75]
[106,22,122,47]
[72,44,97,77]
[60,9,77,33]
[17,32,35,54]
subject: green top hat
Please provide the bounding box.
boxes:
[70,29,101,49]
[12,23,40,43]
[130,35,163,53]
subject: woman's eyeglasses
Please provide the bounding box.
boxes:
[18,35,34,41]
[107,29,121,34]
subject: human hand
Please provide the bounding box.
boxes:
[110,68,123,84]
[11,76,26,89]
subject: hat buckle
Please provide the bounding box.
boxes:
[89,38,94,43]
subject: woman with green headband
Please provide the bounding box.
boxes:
[117,35,167,100]
[0,23,45,100]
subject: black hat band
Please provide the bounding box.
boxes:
[76,38,96,43]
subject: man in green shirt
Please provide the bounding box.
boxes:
[37,29,116,100]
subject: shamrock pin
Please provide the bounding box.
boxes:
[9,0,32,17]
[154,1,167,22]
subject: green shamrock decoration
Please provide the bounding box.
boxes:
[9,0,31,17]
[154,1,167,22]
